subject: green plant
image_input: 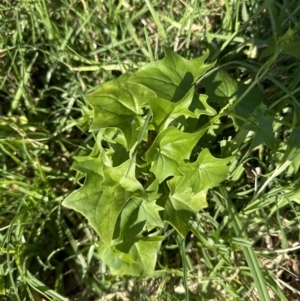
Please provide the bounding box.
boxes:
[62,47,289,300]
[2,0,300,299]
[63,49,230,274]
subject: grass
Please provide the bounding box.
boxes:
[1,0,300,300]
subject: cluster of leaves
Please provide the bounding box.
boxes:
[2,0,300,299]
[60,28,300,296]
[62,48,275,276]
[63,50,232,275]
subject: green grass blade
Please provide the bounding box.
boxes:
[144,0,167,41]
[217,187,287,301]
[26,270,69,301]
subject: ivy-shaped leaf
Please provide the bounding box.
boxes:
[63,159,147,246]
[168,183,208,212]
[161,149,232,235]
[201,68,267,128]
[99,236,162,276]
[175,148,232,194]
[243,105,275,151]
[160,196,193,237]
[86,73,156,149]
[144,127,204,182]
[139,201,164,231]
[129,48,215,102]
[150,87,215,132]
[71,154,108,175]
[113,198,164,242]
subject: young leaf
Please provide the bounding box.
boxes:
[63,159,147,246]
[159,196,192,237]
[168,184,208,212]
[113,198,164,242]
[86,73,156,149]
[129,48,215,101]
[139,201,164,230]
[201,68,267,128]
[99,236,162,276]
[175,148,232,193]
[150,87,215,132]
[144,127,204,182]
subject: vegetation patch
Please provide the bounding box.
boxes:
[1,0,300,300]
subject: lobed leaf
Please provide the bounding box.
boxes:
[201,68,267,128]
[86,73,156,149]
[150,87,215,132]
[175,148,232,193]
[144,127,204,182]
[99,236,162,276]
[129,48,215,101]
[63,159,147,246]
[113,198,164,242]
[243,105,275,151]
[159,196,192,237]
[164,148,232,232]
